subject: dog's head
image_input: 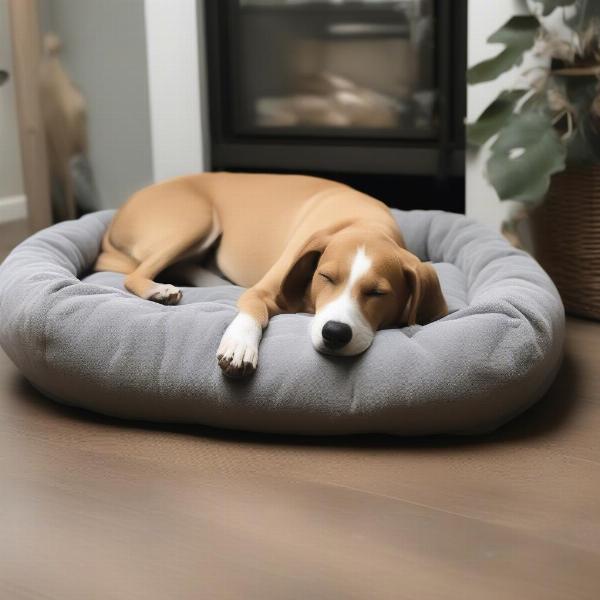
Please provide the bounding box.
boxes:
[279,224,447,356]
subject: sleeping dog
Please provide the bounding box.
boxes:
[94,173,447,378]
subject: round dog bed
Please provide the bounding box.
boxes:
[0,210,564,436]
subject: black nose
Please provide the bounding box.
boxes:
[322,321,352,349]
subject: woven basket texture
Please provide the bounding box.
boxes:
[531,165,600,320]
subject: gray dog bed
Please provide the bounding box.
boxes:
[0,210,564,436]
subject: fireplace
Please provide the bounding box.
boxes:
[203,0,466,212]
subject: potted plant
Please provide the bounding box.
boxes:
[468,0,600,319]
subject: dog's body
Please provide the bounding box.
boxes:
[95,173,447,377]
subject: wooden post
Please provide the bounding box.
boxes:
[8,0,52,231]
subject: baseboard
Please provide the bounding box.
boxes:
[0,195,27,224]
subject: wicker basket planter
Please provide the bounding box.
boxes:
[529,165,600,320]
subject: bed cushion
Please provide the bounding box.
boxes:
[0,210,565,435]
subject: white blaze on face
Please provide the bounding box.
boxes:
[310,246,376,356]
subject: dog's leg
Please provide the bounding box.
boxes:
[95,249,139,274]
[217,287,280,378]
[124,235,207,305]
[217,240,308,378]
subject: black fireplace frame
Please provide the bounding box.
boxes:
[203,0,466,186]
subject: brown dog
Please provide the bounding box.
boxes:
[94,173,447,377]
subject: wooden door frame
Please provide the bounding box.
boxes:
[8,0,52,231]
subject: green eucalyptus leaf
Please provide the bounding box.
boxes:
[487,113,567,204]
[536,0,577,16]
[467,89,528,146]
[520,91,544,112]
[487,15,540,45]
[467,16,540,84]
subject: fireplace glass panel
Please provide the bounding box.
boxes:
[234,0,437,138]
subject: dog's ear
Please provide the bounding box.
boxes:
[403,260,447,326]
[279,231,331,311]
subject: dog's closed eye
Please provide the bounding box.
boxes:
[319,272,335,284]
[364,288,387,297]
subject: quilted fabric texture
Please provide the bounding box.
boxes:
[0,210,565,435]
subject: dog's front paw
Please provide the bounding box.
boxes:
[217,313,262,379]
[217,339,258,379]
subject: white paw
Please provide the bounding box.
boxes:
[217,313,262,378]
[148,284,182,305]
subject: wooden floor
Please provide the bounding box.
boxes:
[0,219,30,258]
[1,220,600,599]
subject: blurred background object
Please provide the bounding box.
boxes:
[4,0,153,231]
[205,0,466,211]
[240,0,435,134]
[39,32,97,221]
[38,0,153,213]
[1,0,465,232]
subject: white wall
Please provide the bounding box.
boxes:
[144,0,209,181]
[41,0,154,209]
[0,0,26,220]
[466,0,524,231]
